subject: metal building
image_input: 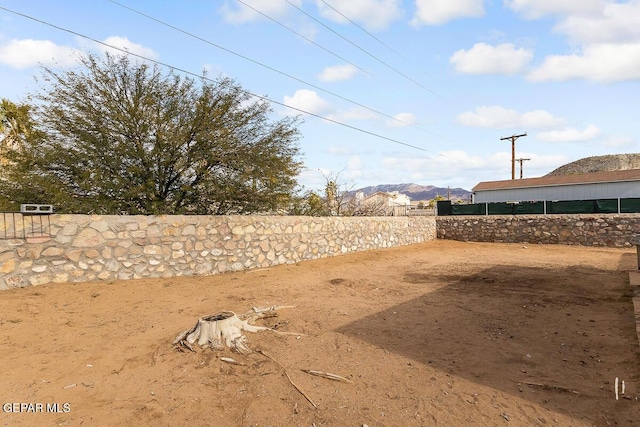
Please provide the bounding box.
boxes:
[472,169,640,203]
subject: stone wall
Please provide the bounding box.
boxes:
[0,215,437,289]
[436,214,640,247]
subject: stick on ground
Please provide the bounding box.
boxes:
[301,369,353,384]
[256,349,318,409]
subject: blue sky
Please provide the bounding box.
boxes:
[1,1,639,193]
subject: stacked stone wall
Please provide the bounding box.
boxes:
[436,214,640,247]
[0,215,437,289]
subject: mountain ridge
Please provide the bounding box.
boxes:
[354,154,640,203]
[353,183,471,202]
[545,153,640,176]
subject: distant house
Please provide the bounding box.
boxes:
[353,191,412,216]
[364,191,411,207]
[472,169,640,203]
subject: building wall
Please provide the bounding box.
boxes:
[389,192,411,206]
[473,181,640,203]
[436,214,639,247]
[0,214,437,289]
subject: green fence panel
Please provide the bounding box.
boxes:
[451,203,485,215]
[547,200,597,214]
[621,198,640,213]
[514,201,545,215]
[487,203,514,215]
[445,198,640,216]
[436,200,452,216]
[596,199,619,213]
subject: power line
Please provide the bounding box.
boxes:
[235,0,372,77]
[283,0,441,98]
[317,0,438,86]
[105,0,444,138]
[0,5,432,153]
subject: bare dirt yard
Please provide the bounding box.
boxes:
[1,240,639,426]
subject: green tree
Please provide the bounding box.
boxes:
[428,195,445,208]
[288,189,327,216]
[2,53,302,214]
[0,99,46,211]
[288,172,388,217]
[0,98,39,158]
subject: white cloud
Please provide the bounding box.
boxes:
[282,90,378,123]
[411,0,485,26]
[504,0,605,19]
[515,2,640,83]
[536,125,601,142]
[297,168,330,190]
[554,2,640,45]
[318,64,358,82]
[450,43,533,75]
[457,106,565,129]
[0,38,78,69]
[316,0,403,30]
[387,112,418,127]
[510,152,570,171]
[382,150,570,184]
[220,0,301,23]
[384,150,486,173]
[528,42,640,82]
[283,89,333,116]
[97,36,158,60]
[0,36,157,70]
[486,151,571,178]
[433,150,487,169]
[202,63,224,76]
[315,150,573,189]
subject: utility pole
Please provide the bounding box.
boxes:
[500,133,527,179]
[515,157,531,179]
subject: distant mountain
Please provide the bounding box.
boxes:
[545,153,640,176]
[353,183,471,202]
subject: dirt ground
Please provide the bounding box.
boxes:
[1,240,639,426]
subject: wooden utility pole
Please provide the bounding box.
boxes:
[500,133,527,179]
[515,157,531,179]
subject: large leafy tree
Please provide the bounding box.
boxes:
[0,99,46,211]
[2,53,303,214]
[0,98,36,153]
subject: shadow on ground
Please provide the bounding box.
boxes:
[620,252,638,270]
[337,262,640,425]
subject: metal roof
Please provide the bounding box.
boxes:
[472,169,640,192]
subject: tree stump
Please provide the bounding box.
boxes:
[173,306,293,354]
